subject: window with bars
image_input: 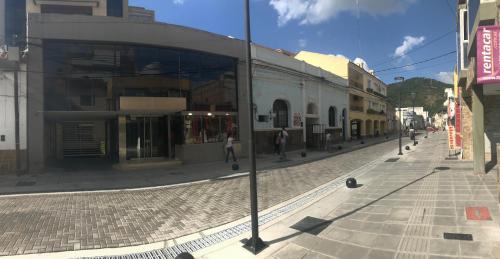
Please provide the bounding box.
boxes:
[273,100,289,128]
[329,106,337,127]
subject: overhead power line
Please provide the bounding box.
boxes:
[372,30,455,68]
[373,51,456,73]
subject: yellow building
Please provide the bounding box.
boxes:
[296,51,391,139]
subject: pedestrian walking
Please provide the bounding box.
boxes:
[225,133,237,163]
[279,127,288,160]
[325,132,332,151]
[273,131,281,155]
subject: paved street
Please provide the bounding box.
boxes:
[0,134,396,195]
[261,133,500,259]
[0,136,407,256]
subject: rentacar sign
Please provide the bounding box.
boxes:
[477,26,500,84]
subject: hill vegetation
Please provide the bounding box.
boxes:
[387,77,452,116]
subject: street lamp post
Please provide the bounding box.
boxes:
[242,0,266,254]
[411,92,417,146]
[395,77,404,155]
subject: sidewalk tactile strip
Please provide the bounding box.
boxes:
[83,154,386,259]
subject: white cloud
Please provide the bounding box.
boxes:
[328,54,348,60]
[394,36,425,58]
[436,72,453,84]
[298,38,308,48]
[269,0,417,26]
[173,0,186,4]
[353,57,370,71]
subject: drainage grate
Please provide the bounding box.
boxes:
[443,232,473,241]
[290,216,331,235]
[84,155,384,259]
[385,158,400,162]
[16,181,36,187]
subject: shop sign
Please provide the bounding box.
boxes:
[455,95,461,147]
[293,113,302,127]
[477,26,500,84]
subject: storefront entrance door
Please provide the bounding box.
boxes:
[126,116,168,160]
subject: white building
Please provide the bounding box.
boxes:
[251,45,349,153]
[0,48,27,172]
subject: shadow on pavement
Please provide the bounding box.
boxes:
[266,168,442,245]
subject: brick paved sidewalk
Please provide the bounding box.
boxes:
[265,133,500,259]
[0,135,409,256]
[0,134,399,195]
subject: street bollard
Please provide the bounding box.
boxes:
[301,151,307,157]
[346,178,357,188]
[175,252,195,259]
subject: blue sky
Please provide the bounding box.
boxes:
[129,0,457,85]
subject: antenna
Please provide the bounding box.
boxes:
[356,0,361,58]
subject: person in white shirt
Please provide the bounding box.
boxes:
[225,133,237,163]
[279,127,289,160]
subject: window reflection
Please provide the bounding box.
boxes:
[43,41,239,145]
[184,114,238,144]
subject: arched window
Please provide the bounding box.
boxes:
[329,106,337,127]
[273,100,289,128]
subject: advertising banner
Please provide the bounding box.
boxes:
[477,26,500,84]
[455,98,461,147]
[448,126,455,150]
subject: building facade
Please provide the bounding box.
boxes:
[252,45,348,153]
[0,0,257,172]
[0,0,355,173]
[456,0,500,174]
[295,51,392,140]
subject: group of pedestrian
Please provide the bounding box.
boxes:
[224,127,289,163]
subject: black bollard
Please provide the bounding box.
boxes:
[346,178,357,188]
[301,151,307,157]
[175,252,195,259]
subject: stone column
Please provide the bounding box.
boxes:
[118,116,127,163]
[472,85,486,174]
[497,143,500,203]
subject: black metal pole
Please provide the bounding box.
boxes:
[396,77,403,155]
[412,94,417,146]
[13,63,21,172]
[243,0,266,254]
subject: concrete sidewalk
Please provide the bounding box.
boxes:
[0,134,400,195]
[198,132,500,259]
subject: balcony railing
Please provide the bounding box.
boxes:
[349,80,363,89]
[350,106,364,112]
[367,108,386,115]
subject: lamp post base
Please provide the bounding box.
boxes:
[241,237,268,254]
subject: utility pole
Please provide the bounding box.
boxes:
[412,92,417,146]
[395,77,404,155]
[243,0,266,254]
[13,62,21,172]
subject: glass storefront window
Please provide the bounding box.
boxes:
[43,41,238,112]
[43,41,239,146]
[184,114,238,144]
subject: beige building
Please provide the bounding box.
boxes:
[295,51,391,139]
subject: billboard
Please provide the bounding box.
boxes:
[477,26,500,84]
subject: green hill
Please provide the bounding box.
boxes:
[387,77,451,116]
